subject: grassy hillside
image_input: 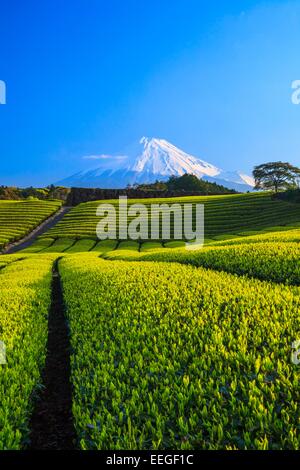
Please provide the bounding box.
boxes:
[41,192,300,243]
[0,200,62,250]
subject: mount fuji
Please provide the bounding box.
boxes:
[58,137,254,192]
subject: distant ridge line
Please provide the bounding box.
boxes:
[66,187,238,206]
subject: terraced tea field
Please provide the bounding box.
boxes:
[113,241,300,283]
[40,192,300,242]
[0,255,55,450]
[0,192,300,450]
[0,200,62,250]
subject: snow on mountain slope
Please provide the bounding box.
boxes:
[215,170,255,187]
[237,173,255,187]
[58,137,254,191]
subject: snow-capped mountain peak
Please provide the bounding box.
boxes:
[131,137,220,178]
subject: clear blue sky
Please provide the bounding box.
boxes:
[0,0,300,185]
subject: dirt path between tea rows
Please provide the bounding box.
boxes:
[29,258,76,450]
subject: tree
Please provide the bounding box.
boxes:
[166,174,236,194]
[253,161,300,193]
[167,174,202,191]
